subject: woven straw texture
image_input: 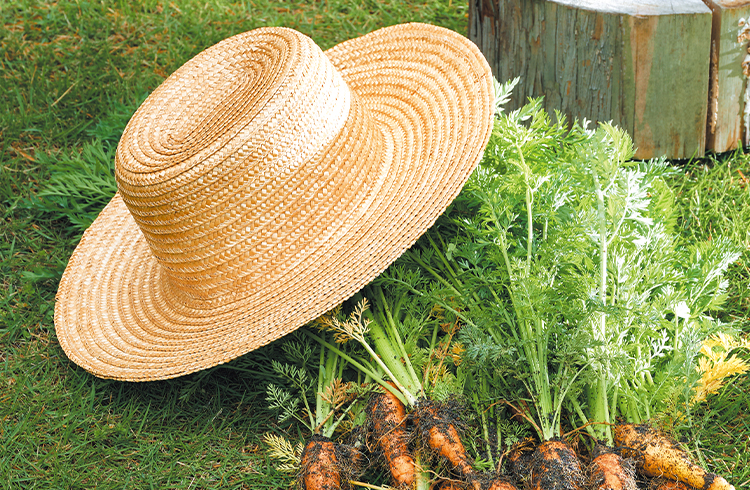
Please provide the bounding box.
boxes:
[54,23,494,381]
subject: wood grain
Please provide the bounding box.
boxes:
[703,0,750,152]
[469,0,713,159]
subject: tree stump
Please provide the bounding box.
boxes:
[704,0,750,152]
[469,0,713,160]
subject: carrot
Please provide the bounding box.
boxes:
[614,424,735,490]
[507,439,534,485]
[368,383,416,488]
[416,400,477,485]
[485,478,521,490]
[436,480,468,490]
[415,402,519,490]
[652,478,692,490]
[300,435,341,490]
[589,445,637,490]
[529,440,585,490]
[435,476,518,490]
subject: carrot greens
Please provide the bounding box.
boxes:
[264,333,364,439]
[263,331,368,482]
[565,126,742,436]
[307,288,435,489]
[397,93,594,444]
[398,90,742,451]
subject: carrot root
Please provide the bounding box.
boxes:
[507,439,535,485]
[653,478,692,490]
[589,445,637,490]
[435,476,518,490]
[435,481,468,490]
[614,424,735,490]
[529,440,585,490]
[300,435,342,490]
[416,400,476,482]
[368,384,416,488]
[485,478,520,490]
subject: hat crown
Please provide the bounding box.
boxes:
[114,28,376,303]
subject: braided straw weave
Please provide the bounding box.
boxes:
[54,23,494,381]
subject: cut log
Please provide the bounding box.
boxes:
[469,0,713,160]
[704,0,750,152]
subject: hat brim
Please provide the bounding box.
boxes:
[54,23,494,381]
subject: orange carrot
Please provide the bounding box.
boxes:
[507,440,534,485]
[614,424,735,490]
[368,384,415,488]
[300,435,341,490]
[436,480,468,490]
[653,478,692,490]
[435,476,518,490]
[485,478,520,490]
[529,440,585,490]
[589,445,637,490]
[416,401,477,483]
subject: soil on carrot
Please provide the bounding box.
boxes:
[414,398,477,481]
[366,386,416,488]
[436,481,469,490]
[650,478,692,490]
[589,444,638,490]
[529,439,585,490]
[436,476,520,490]
[507,439,536,486]
[613,424,734,490]
[299,434,364,490]
[300,435,341,490]
[298,434,364,490]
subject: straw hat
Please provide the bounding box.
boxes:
[54,23,494,381]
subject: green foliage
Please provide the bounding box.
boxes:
[402,94,742,449]
[413,97,598,442]
[23,141,118,235]
[267,363,309,426]
[671,153,750,323]
[264,333,366,440]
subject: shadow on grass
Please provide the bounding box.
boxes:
[2,328,294,489]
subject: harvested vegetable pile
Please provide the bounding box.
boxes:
[263,80,744,490]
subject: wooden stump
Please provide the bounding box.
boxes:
[704,1,750,152]
[469,0,713,160]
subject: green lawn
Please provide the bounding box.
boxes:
[1,1,748,489]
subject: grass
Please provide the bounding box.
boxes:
[671,152,750,488]
[0,1,748,489]
[2,334,285,488]
[672,153,750,323]
[690,373,750,489]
